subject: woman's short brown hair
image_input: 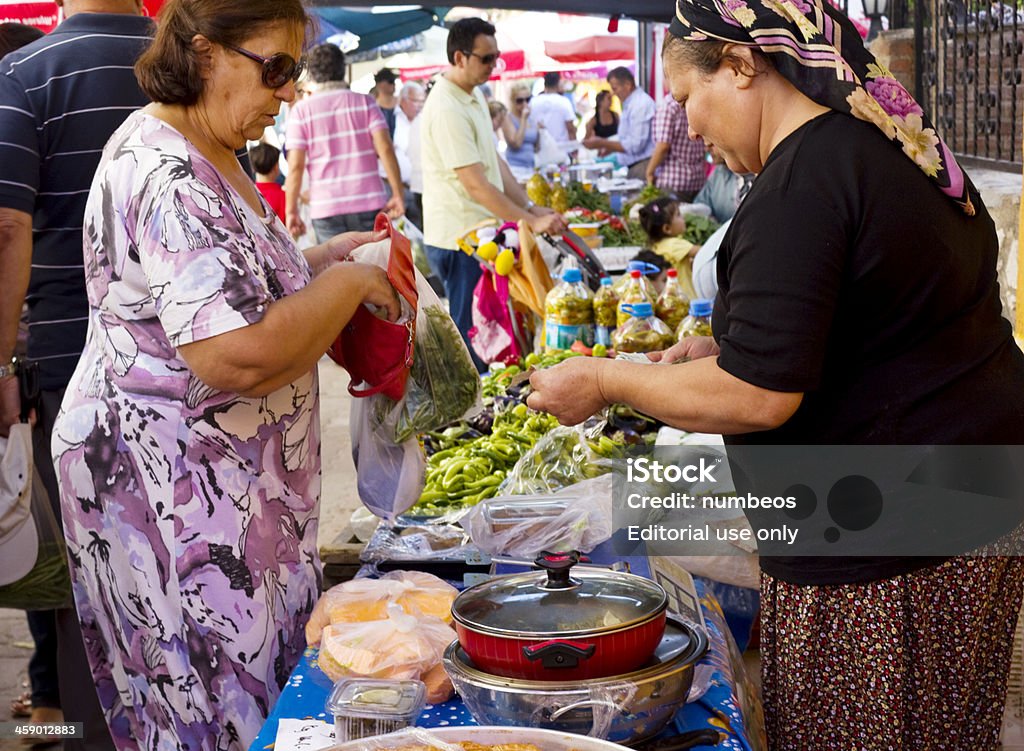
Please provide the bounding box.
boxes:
[135,0,313,106]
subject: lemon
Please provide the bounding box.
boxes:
[495,248,515,276]
[477,241,499,261]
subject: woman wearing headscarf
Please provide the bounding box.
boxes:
[527,0,1024,747]
[49,0,399,748]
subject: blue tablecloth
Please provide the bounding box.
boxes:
[250,571,761,750]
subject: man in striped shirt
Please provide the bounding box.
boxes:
[0,1,153,748]
[284,43,404,241]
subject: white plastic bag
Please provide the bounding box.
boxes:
[534,128,569,168]
[306,571,458,647]
[318,604,456,688]
[462,474,614,558]
[351,395,425,522]
[370,249,481,445]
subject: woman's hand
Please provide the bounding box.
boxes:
[648,335,720,364]
[325,229,386,264]
[527,356,610,425]
[353,263,402,322]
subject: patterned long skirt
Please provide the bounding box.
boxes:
[761,552,1024,750]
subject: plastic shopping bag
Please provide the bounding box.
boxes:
[306,571,458,647]
[372,267,481,445]
[534,128,569,168]
[317,603,456,688]
[462,474,614,558]
[351,395,425,522]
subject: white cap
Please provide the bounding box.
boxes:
[0,424,38,587]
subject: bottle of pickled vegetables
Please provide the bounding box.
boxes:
[593,277,618,347]
[544,267,595,350]
[617,270,653,328]
[526,169,550,208]
[549,173,569,214]
[612,302,675,353]
[613,260,658,301]
[677,298,714,340]
[656,269,690,333]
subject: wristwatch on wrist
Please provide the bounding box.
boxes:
[524,200,536,211]
[0,356,18,379]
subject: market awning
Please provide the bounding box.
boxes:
[307,0,673,24]
[544,35,635,63]
[311,6,449,54]
[400,48,527,82]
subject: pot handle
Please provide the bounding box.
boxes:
[548,698,627,721]
[535,550,588,589]
[521,639,596,668]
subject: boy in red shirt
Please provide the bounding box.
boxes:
[249,142,286,221]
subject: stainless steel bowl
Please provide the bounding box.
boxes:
[443,618,708,747]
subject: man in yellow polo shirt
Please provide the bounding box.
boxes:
[421,17,566,371]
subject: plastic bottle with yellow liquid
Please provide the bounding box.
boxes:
[656,269,690,333]
[592,276,619,347]
[617,269,653,328]
[676,298,714,340]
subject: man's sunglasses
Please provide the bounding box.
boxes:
[222,42,306,89]
[464,50,501,65]
[515,96,531,104]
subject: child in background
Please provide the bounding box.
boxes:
[638,197,699,299]
[249,142,286,222]
[628,249,670,296]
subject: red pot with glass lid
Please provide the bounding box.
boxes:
[450,552,669,681]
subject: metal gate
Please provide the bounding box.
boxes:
[913,0,1023,169]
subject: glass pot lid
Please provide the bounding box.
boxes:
[451,552,668,636]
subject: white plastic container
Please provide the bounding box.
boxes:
[325,678,426,741]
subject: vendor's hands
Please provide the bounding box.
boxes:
[356,263,402,322]
[645,168,657,185]
[528,210,567,235]
[325,229,387,265]
[286,211,306,240]
[527,357,610,426]
[648,335,720,364]
[384,193,405,220]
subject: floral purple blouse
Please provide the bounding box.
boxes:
[51,111,321,751]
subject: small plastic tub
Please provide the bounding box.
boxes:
[325,678,427,741]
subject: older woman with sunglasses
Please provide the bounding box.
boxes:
[49,0,400,749]
[500,82,540,169]
[530,0,1024,747]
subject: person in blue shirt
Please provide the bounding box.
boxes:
[501,82,540,169]
[583,66,656,180]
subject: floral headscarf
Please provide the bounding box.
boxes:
[671,0,975,215]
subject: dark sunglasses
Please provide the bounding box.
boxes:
[464,50,501,65]
[222,41,306,89]
[515,96,531,104]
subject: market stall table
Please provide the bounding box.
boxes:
[250,567,760,751]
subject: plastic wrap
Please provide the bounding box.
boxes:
[497,422,622,496]
[306,571,458,647]
[461,475,614,558]
[318,604,456,691]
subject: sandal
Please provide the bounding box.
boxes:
[10,690,32,718]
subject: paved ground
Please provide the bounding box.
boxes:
[0,358,361,750]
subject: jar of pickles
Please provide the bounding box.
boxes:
[677,298,714,340]
[612,302,675,353]
[592,277,618,347]
[656,269,690,333]
[544,267,595,350]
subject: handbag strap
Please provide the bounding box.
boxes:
[374,213,418,314]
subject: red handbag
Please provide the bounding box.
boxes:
[327,213,418,400]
